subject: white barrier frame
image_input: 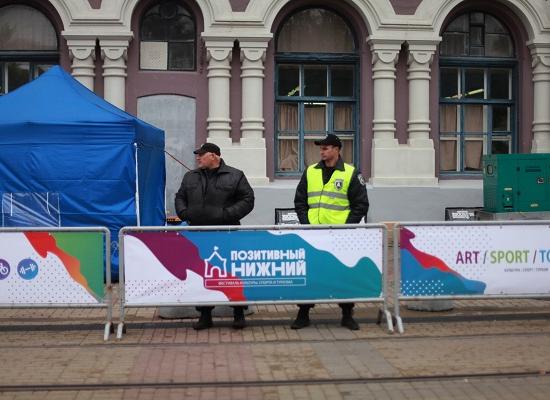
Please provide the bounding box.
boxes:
[392,220,550,333]
[0,227,113,340]
[117,224,392,338]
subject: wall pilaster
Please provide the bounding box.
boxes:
[100,38,130,110]
[369,39,437,185]
[407,44,436,145]
[66,39,96,90]
[530,43,550,153]
[371,42,400,147]
[205,42,233,145]
[235,41,269,184]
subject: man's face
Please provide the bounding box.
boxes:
[319,145,340,163]
[196,152,217,169]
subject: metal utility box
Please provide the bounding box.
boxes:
[483,153,550,212]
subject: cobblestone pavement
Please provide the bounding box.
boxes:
[1,299,550,399]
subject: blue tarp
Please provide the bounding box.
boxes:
[0,66,166,279]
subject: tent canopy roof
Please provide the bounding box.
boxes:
[0,66,163,147]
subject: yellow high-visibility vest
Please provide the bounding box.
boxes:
[306,163,354,224]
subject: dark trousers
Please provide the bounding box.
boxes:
[196,306,247,316]
[297,303,354,313]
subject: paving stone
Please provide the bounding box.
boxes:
[1,281,550,399]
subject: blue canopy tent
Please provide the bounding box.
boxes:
[0,66,166,279]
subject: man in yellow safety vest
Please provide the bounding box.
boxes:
[291,133,369,330]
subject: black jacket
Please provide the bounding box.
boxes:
[294,157,369,224]
[175,159,254,226]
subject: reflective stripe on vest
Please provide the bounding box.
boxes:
[306,163,354,225]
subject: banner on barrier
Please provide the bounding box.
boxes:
[123,228,383,304]
[0,231,105,304]
[400,224,550,296]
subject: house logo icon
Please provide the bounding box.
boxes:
[204,246,227,278]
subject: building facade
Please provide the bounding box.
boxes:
[1,0,550,223]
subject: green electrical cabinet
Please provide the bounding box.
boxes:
[483,153,550,212]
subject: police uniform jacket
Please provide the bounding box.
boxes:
[294,157,369,224]
[175,159,254,226]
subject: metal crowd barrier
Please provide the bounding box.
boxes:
[0,227,113,340]
[392,220,550,333]
[117,224,391,339]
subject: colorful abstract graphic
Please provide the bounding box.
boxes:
[130,231,245,301]
[24,232,105,300]
[127,229,382,303]
[400,227,486,296]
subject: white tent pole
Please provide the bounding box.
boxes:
[134,143,141,226]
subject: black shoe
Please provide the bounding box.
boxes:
[341,315,359,331]
[290,312,310,329]
[193,313,213,330]
[291,305,312,330]
[232,314,246,329]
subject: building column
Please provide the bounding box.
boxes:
[369,41,400,184]
[371,42,400,146]
[529,43,550,153]
[407,44,435,144]
[405,43,437,183]
[203,38,270,184]
[369,40,437,186]
[205,42,233,146]
[66,39,96,90]
[236,42,269,184]
[240,44,266,142]
[100,39,130,110]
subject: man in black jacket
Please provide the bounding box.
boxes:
[175,142,254,330]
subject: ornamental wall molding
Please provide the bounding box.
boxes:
[407,43,438,66]
[370,40,401,65]
[66,40,96,61]
[99,39,130,61]
[205,46,233,63]
[529,43,550,68]
[240,42,268,63]
[51,1,550,48]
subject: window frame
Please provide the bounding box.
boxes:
[439,57,517,175]
[0,5,59,95]
[438,10,517,177]
[139,1,196,72]
[274,54,360,176]
[0,61,57,95]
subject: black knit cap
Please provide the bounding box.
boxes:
[314,134,342,148]
[193,142,221,155]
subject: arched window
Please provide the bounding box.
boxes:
[439,11,516,174]
[275,8,358,175]
[140,0,195,71]
[0,5,58,94]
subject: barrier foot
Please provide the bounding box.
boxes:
[376,308,394,333]
[395,316,404,334]
[384,310,394,334]
[104,322,112,341]
[116,323,125,339]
